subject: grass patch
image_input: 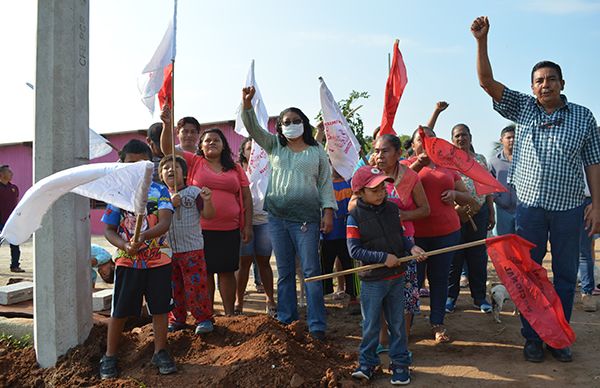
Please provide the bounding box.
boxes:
[0,333,33,349]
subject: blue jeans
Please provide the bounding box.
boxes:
[516,203,583,342]
[579,197,595,294]
[495,205,516,236]
[268,215,326,333]
[0,222,20,268]
[416,230,461,325]
[448,207,490,304]
[359,276,411,367]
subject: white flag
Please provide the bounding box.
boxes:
[319,77,360,181]
[234,60,271,207]
[89,128,113,160]
[138,1,177,114]
[0,161,153,245]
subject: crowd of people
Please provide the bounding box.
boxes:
[1,15,597,386]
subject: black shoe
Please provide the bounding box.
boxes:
[151,349,177,375]
[546,345,572,362]
[523,340,544,363]
[10,267,25,273]
[99,355,118,379]
[310,330,326,341]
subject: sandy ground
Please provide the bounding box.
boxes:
[1,237,599,387]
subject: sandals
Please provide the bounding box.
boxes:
[234,305,243,316]
[432,324,450,343]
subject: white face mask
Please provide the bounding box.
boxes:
[282,123,304,139]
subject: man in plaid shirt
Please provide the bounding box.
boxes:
[471,16,600,364]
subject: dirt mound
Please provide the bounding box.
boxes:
[0,315,357,387]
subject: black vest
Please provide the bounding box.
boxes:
[349,199,408,281]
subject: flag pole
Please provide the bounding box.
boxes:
[304,238,488,283]
[169,60,177,193]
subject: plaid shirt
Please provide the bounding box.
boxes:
[493,87,600,211]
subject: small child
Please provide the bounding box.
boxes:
[347,166,427,385]
[90,243,114,287]
[159,155,216,334]
[99,139,176,379]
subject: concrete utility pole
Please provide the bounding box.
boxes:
[34,0,92,367]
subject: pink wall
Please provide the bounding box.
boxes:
[0,117,278,235]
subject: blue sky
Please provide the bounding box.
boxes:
[2,0,600,158]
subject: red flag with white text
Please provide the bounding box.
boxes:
[379,40,408,136]
[419,127,507,195]
[486,234,576,349]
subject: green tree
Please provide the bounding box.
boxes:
[315,90,370,154]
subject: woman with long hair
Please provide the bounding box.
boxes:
[240,86,337,340]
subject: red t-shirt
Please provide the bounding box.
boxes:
[183,152,249,231]
[401,158,461,238]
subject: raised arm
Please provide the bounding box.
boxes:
[241,87,276,152]
[426,101,449,130]
[471,16,505,103]
[159,105,184,158]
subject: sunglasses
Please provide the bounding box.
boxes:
[282,119,302,126]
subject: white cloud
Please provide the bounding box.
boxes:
[521,0,600,14]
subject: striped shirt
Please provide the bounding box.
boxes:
[167,186,204,253]
[493,87,600,211]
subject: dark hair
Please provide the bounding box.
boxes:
[451,123,475,153]
[147,122,163,144]
[177,116,201,133]
[276,107,318,147]
[239,137,252,166]
[372,126,381,138]
[375,134,402,152]
[158,155,188,185]
[0,164,10,173]
[531,61,563,82]
[198,128,236,171]
[119,139,152,162]
[404,126,436,150]
[500,124,516,137]
[98,260,115,284]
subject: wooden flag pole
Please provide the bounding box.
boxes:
[170,60,177,193]
[132,214,145,243]
[304,238,488,283]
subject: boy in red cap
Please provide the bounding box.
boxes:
[348,166,427,385]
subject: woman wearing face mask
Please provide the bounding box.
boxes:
[401,127,476,343]
[445,124,495,314]
[240,87,337,340]
[160,110,253,318]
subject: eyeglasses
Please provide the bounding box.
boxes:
[282,119,302,126]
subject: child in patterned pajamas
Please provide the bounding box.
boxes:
[160,155,216,335]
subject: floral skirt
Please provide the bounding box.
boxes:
[404,259,420,314]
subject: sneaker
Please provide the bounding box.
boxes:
[445,297,456,313]
[419,288,430,298]
[546,345,572,362]
[459,274,469,288]
[310,330,326,341]
[582,293,597,312]
[351,365,374,381]
[523,340,544,363]
[474,301,492,314]
[167,322,186,332]
[151,349,177,375]
[376,344,389,354]
[10,267,25,273]
[99,354,118,379]
[195,320,214,334]
[390,365,411,385]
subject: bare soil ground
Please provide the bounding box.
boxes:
[0,238,599,387]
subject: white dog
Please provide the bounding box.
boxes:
[490,284,519,323]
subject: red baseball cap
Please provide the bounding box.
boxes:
[351,166,393,192]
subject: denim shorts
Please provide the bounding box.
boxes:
[240,222,273,257]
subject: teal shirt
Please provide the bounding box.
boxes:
[241,108,337,223]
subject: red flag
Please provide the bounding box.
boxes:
[418,127,507,195]
[486,234,576,349]
[158,63,173,109]
[379,40,408,136]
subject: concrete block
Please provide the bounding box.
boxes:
[0,282,34,305]
[92,289,113,312]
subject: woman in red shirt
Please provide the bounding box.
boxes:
[160,110,253,317]
[402,127,476,343]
